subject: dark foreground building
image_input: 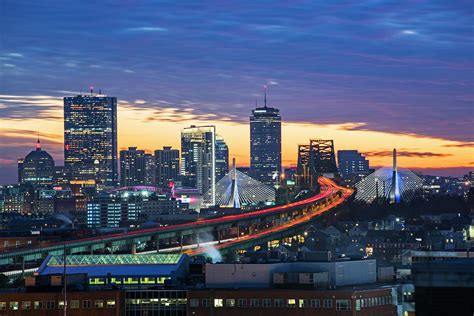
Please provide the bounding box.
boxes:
[412,259,474,316]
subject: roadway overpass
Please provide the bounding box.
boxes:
[0,177,352,273]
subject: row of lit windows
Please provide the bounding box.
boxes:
[190,298,337,309]
[126,298,187,306]
[0,299,115,311]
[89,276,170,285]
[190,296,392,310]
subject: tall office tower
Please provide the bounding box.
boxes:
[215,135,229,182]
[181,125,216,205]
[337,150,370,178]
[155,146,180,188]
[144,154,156,186]
[120,147,147,186]
[250,88,281,187]
[64,93,118,187]
[18,138,55,187]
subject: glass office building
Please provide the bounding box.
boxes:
[215,135,229,182]
[64,94,118,188]
[181,125,216,206]
[250,96,281,187]
[155,146,180,188]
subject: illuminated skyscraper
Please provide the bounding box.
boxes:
[215,135,229,182]
[181,125,216,205]
[18,138,55,187]
[120,147,146,186]
[250,88,281,187]
[155,146,180,188]
[64,93,118,187]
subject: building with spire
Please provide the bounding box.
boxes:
[18,137,55,187]
[250,86,282,187]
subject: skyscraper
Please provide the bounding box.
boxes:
[337,150,370,179]
[215,135,229,182]
[18,138,55,187]
[155,146,180,188]
[181,125,216,205]
[250,88,281,187]
[120,147,146,186]
[64,93,118,187]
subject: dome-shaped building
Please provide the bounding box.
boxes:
[18,138,55,186]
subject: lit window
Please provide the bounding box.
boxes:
[94,300,104,308]
[299,299,309,308]
[356,299,361,311]
[58,300,65,309]
[22,301,31,310]
[9,302,19,310]
[287,299,296,307]
[214,299,223,307]
[226,299,235,307]
[106,299,115,308]
[0,302,5,310]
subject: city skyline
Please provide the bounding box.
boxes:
[1,1,473,184]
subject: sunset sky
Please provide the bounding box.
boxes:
[0,1,473,184]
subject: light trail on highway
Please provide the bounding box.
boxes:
[186,177,353,256]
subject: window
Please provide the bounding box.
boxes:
[46,301,55,309]
[70,300,80,309]
[58,300,65,309]
[274,299,284,307]
[226,299,235,307]
[356,299,361,311]
[190,299,199,307]
[214,299,223,307]
[262,299,272,307]
[299,299,309,308]
[311,299,320,308]
[287,299,296,308]
[95,300,104,308]
[106,299,116,308]
[9,302,19,310]
[34,301,43,310]
[323,299,332,308]
[238,299,247,307]
[202,299,210,307]
[336,300,351,311]
[22,301,31,310]
[83,300,91,308]
[0,302,5,310]
[250,299,259,307]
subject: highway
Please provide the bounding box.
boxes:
[186,177,353,256]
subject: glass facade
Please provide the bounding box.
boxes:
[215,135,229,182]
[64,95,118,188]
[181,125,216,205]
[250,104,281,187]
[125,290,187,316]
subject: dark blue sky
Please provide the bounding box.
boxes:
[0,0,473,183]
